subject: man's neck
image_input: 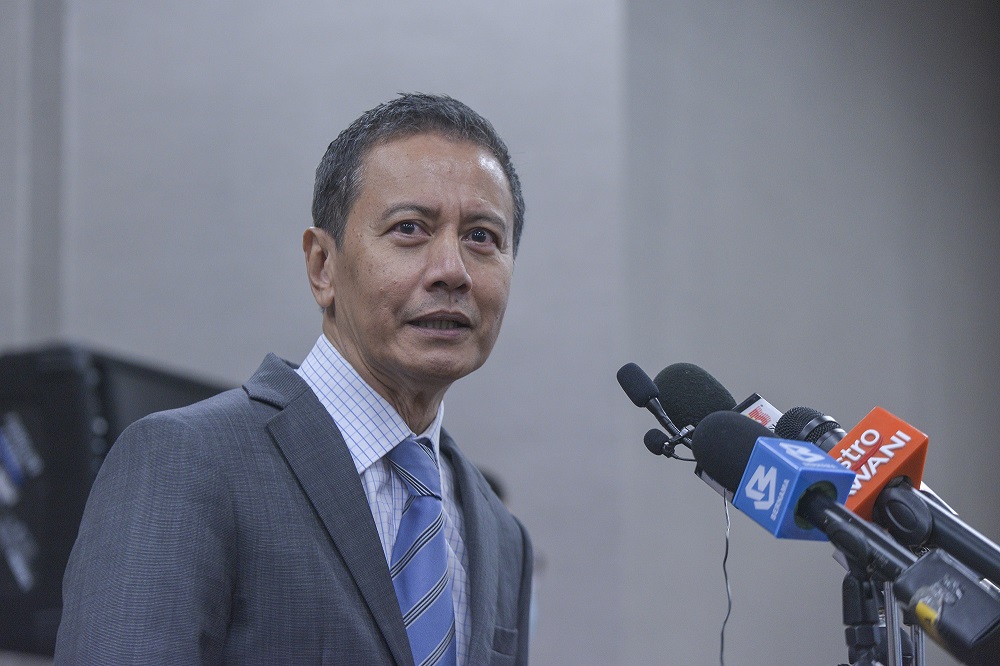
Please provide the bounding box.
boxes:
[321,328,448,433]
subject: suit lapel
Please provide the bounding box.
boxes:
[441,432,501,665]
[245,355,414,666]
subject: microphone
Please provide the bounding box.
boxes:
[691,410,898,550]
[781,406,930,521]
[776,406,1000,585]
[776,405,949,507]
[616,363,683,438]
[775,405,847,453]
[653,363,736,430]
[643,429,671,457]
[653,361,784,432]
[692,410,1000,664]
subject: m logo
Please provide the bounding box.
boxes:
[744,465,777,511]
[778,441,828,464]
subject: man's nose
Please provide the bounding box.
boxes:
[425,235,472,293]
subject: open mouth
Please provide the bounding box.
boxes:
[411,319,468,330]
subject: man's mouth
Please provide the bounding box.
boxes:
[413,320,464,330]
[409,314,472,330]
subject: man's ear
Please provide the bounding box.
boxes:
[303,226,337,312]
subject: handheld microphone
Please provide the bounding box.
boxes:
[776,405,1000,585]
[692,410,913,572]
[691,410,858,542]
[775,405,847,453]
[783,406,930,522]
[776,406,950,509]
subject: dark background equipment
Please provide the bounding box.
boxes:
[0,344,227,656]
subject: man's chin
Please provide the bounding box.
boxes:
[406,355,485,386]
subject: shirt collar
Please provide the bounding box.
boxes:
[296,334,444,474]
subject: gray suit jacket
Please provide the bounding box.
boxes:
[55,354,532,664]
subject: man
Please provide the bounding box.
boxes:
[55,93,532,665]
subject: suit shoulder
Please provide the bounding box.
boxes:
[119,387,258,442]
[120,352,310,442]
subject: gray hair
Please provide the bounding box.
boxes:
[312,93,525,256]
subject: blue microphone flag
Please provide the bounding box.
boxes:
[733,437,856,541]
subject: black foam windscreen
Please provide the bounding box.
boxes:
[643,428,669,456]
[654,363,736,430]
[691,410,773,492]
[616,363,658,407]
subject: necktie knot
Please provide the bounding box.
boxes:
[388,437,442,499]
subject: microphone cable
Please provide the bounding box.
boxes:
[720,494,733,666]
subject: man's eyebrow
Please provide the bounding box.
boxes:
[382,203,438,220]
[468,210,509,230]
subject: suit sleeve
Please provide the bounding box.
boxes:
[55,411,236,664]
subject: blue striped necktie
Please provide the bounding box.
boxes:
[387,437,457,666]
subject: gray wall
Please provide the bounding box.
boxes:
[2,1,998,664]
[623,2,999,664]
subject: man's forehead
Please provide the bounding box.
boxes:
[357,133,514,209]
[363,131,500,172]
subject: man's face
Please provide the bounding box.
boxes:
[322,132,515,399]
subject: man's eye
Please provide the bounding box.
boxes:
[466,228,497,244]
[395,221,419,235]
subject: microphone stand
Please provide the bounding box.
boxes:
[883,580,922,666]
[839,561,915,666]
[794,490,920,666]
